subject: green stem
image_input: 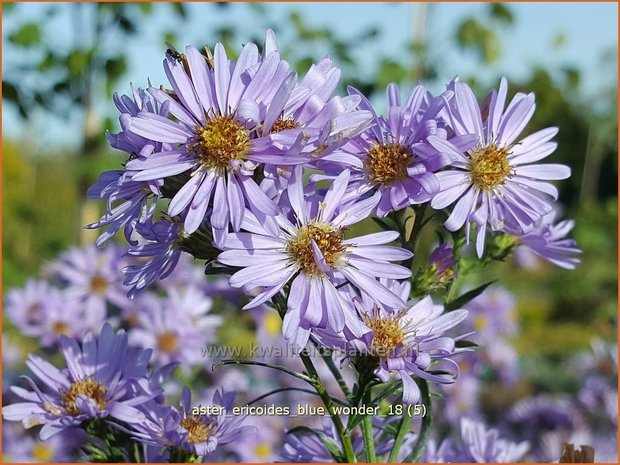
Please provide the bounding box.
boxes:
[322,353,352,398]
[387,410,413,462]
[299,352,357,463]
[361,389,377,462]
[405,379,433,462]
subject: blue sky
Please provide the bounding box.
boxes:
[3,2,617,150]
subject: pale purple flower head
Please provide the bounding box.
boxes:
[430,77,571,257]
[429,241,457,281]
[509,210,581,270]
[128,387,255,458]
[44,244,128,319]
[314,83,451,217]
[122,219,183,298]
[5,280,65,338]
[463,286,518,339]
[315,280,468,404]
[128,285,222,368]
[87,86,167,247]
[444,417,530,463]
[2,324,158,440]
[281,417,400,462]
[218,166,413,350]
[2,421,87,463]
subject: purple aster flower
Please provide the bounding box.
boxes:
[317,281,468,404]
[218,166,413,350]
[5,280,107,347]
[280,417,401,462]
[444,417,530,462]
[313,82,451,216]
[430,77,571,256]
[429,241,457,282]
[2,324,158,440]
[122,219,183,298]
[2,421,87,463]
[508,211,581,270]
[5,279,64,338]
[127,387,255,458]
[440,371,482,424]
[45,244,128,319]
[86,86,167,246]
[121,31,304,235]
[463,286,518,339]
[504,394,576,446]
[128,285,222,368]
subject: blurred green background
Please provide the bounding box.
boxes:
[3,2,618,364]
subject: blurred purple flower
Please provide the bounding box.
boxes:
[218,167,412,350]
[463,286,518,340]
[2,421,87,463]
[128,285,222,368]
[445,417,530,462]
[2,324,158,440]
[45,244,128,320]
[430,77,571,257]
[509,211,581,270]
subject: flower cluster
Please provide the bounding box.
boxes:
[4,27,593,464]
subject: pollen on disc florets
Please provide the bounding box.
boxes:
[60,378,108,416]
[193,115,250,172]
[270,116,300,134]
[366,143,413,185]
[469,143,513,190]
[286,223,346,276]
[180,416,216,443]
[363,312,412,357]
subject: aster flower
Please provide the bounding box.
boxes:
[508,210,581,270]
[127,387,255,458]
[444,417,530,463]
[430,77,571,256]
[313,82,452,217]
[5,280,64,338]
[463,286,518,340]
[86,86,167,246]
[128,285,222,368]
[317,281,468,404]
[122,219,183,298]
[218,166,413,349]
[45,244,128,319]
[281,417,401,462]
[2,324,158,440]
[2,421,87,463]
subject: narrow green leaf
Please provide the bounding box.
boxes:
[445,280,496,311]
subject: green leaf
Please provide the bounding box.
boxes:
[67,50,91,76]
[171,3,186,18]
[105,56,127,82]
[489,3,514,25]
[455,340,479,349]
[9,23,41,46]
[286,426,345,462]
[445,280,496,311]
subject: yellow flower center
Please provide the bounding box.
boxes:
[366,143,413,185]
[157,331,179,353]
[469,143,512,189]
[32,443,55,462]
[51,321,71,336]
[270,117,300,133]
[60,378,107,416]
[286,223,346,276]
[363,313,409,357]
[194,115,250,172]
[254,443,273,459]
[89,274,109,294]
[180,416,215,444]
[264,312,282,336]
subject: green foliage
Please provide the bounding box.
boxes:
[8,22,41,46]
